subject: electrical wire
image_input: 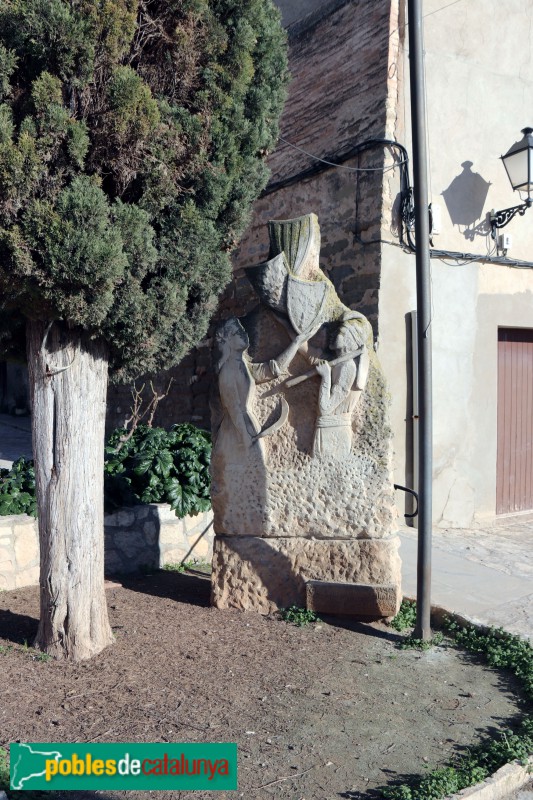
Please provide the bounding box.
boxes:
[389,0,469,39]
[275,133,533,270]
[278,136,407,172]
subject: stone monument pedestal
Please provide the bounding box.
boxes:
[209,213,401,620]
[211,535,401,615]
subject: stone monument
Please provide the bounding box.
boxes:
[210,213,401,617]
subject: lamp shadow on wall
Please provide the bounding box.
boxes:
[441,161,492,241]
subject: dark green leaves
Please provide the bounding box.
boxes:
[1,423,212,521]
[0,456,37,517]
[104,423,212,518]
[0,0,287,379]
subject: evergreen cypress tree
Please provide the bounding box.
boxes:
[0,0,287,660]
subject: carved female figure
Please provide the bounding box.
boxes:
[313,315,370,459]
[213,316,318,464]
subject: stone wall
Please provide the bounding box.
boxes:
[0,507,214,591]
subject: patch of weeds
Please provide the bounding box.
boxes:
[389,599,417,632]
[0,746,8,792]
[378,608,533,799]
[380,720,533,799]
[164,559,211,574]
[164,562,187,573]
[6,640,52,662]
[390,600,444,650]
[399,631,444,651]
[187,559,211,573]
[279,606,319,627]
[33,651,51,663]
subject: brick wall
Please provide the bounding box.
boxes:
[106,0,399,433]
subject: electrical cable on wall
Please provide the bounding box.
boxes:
[275,135,533,269]
[278,134,416,250]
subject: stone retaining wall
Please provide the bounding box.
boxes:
[0,506,214,591]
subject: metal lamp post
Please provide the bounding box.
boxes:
[491,127,533,235]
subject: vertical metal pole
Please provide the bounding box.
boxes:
[410,310,419,528]
[407,0,433,640]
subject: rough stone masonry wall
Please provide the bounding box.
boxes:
[105,0,399,434]
[0,507,214,591]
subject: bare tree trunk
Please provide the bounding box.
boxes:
[27,320,114,661]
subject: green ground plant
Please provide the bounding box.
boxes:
[398,632,445,651]
[164,559,212,574]
[0,746,8,790]
[279,606,319,627]
[389,599,417,632]
[0,457,36,516]
[163,562,188,573]
[444,618,533,699]
[379,610,533,799]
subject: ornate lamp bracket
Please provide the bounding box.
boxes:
[490,199,532,239]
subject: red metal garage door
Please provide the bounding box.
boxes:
[497,328,533,515]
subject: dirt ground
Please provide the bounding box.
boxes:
[0,568,529,800]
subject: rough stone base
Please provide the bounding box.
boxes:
[306,580,398,620]
[211,535,401,614]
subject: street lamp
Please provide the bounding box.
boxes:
[490,127,533,237]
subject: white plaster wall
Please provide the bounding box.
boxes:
[423,0,533,260]
[378,0,533,527]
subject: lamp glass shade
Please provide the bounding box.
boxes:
[501,128,533,195]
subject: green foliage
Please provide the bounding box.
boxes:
[0,746,8,792]
[0,456,36,516]
[279,606,319,627]
[398,632,444,651]
[390,599,417,632]
[0,423,212,519]
[390,600,444,649]
[104,423,211,518]
[381,720,533,799]
[0,0,288,382]
[164,561,188,573]
[164,559,211,574]
[379,613,533,800]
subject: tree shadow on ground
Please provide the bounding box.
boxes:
[318,614,404,644]
[0,608,38,644]
[116,569,211,608]
[453,646,529,706]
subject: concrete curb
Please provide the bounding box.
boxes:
[401,598,532,800]
[448,758,533,799]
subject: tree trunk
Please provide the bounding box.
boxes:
[27,320,114,661]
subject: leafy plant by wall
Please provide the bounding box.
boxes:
[104,423,211,518]
[0,423,212,519]
[0,456,36,516]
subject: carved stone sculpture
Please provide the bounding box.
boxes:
[210,213,401,615]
